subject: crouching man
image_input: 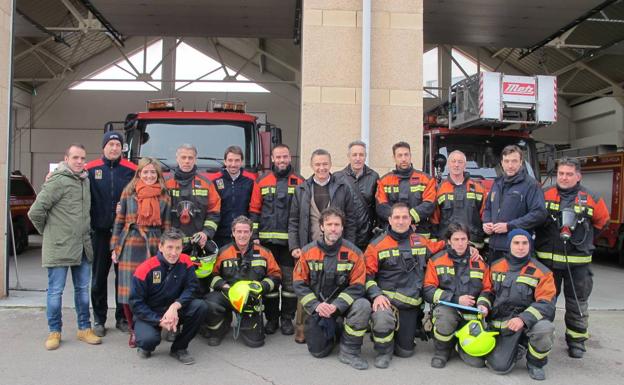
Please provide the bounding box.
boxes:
[130,228,209,365]
[293,207,371,370]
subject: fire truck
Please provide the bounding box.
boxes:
[423,72,558,189]
[108,98,281,174]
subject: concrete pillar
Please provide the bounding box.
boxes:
[0,0,13,298]
[301,0,423,175]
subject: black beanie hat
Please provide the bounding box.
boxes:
[102,131,124,148]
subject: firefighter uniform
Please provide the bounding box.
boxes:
[165,170,221,250]
[423,247,492,366]
[365,229,445,358]
[432,173,486,247]
[204,243,281,347]
[535,184,609,356]
[293,238,370,361]
[249,166,304,329]
[478,234,556,376]
[376,167,437,237]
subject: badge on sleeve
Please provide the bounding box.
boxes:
[95,169,103,180]
[152,271,161,284]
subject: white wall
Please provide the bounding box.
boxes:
[24,36,301,191]
[569,97,624,149]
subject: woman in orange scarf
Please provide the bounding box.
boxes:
[111,157,171,348]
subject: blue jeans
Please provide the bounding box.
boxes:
[46,254,92,332]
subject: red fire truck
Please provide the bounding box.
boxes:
[110,98,281,174]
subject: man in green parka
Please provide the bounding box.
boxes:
[28,143,101,350]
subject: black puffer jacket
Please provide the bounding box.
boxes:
[288,174,364,251]
[334,164,379,249]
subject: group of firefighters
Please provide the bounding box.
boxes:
[58,131,610,378]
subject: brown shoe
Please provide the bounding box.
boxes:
[77,328,102,345]
[294,326,306,344]
[45,332,61,350]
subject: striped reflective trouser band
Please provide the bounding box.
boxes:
[536,251,592,264]
[409,208,420,223]
[433,327,454,342]
[210,276,225,289]
[344,323,367,337]
[372,330,394,344]
[566,328,589,339]
[262,277,275,292]
[258,231,289,240]
[206,319,224,330]
[528,343,550,360]
[300,292,317,306]
[382,290,422,307]
[264,291,279,298]
[282,291,298,298]
[204,220,218,230]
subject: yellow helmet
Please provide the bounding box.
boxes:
[190,240,218,279]
[228,280,263,313]
[455,320,499,357]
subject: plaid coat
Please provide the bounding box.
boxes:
[111,189,171,304]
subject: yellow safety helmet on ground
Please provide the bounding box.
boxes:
[455,320,499,357]
[228,280,263,313]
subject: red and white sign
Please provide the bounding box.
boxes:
[503,82,535,96]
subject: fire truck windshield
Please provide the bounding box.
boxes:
[135,120,255,170]
[435,135,538,180]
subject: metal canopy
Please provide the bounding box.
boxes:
[88,0,298,38]
[424,0,607,47]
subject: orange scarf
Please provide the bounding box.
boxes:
[135,180,162,226]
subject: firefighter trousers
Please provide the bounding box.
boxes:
[263,244,297,322]
[486,320,555,373]
[371,306,421,357]
[304,298,371,358]
[431,305,484,366]
[553,265,592,346]
[204,291,265,348]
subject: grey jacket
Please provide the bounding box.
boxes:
[28,162,93,267]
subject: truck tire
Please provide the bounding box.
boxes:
[11,217,29,255]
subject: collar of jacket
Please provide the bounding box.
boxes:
[502,167,527,185]
[156,251,177,270]
[393,165,414,178]
[387,227,411,241]
[233,243,255,259]
[272,164,292,178]
[317,237,342,256]
[220,167,242,182]
[344,164,369,179]
[447,172,470,186]
[102,155,121,168]
[557,182,581,201]
[505,252,530,271]
[56,162,88,180]
[447,245,470,262]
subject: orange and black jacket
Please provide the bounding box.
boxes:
[376,167,437,236]
[535,184,609,268]
[432,174,486,243]
[423,247,491,306]
[248,166,304,246]
[477,256,556,329]
[294,239,366,316]
[210,243,281,294]
[165,171,221,246]
[365,230,445,309]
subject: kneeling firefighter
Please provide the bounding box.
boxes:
[204,216,281,347]
[478,229,557,381]
[423,222,493,368]
[293,207,371,370]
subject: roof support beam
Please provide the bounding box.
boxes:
[17,37,73,72]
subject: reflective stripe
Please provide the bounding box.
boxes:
[525,306,543,320]
[477,296,491,307]
[204,220,218,230]
[301,293,317,306]
[528,343,550,359]
[262,277,275,292]
[517,276,539,287]
[566,328,589,339]
[470,271,484,279]
[410,185,426,193]
[491,272,506,282]
[344,323,366,337]
[261,187,276,195]
[307,261,324,271]
[258,231,289,240]
[288,187,295,194]
[210,276,223,289]
[251,260,267,267]
[432,288,445,303]
[337,263,352,272]
[373,331,394,344]
[409,208,420,223]
[433,327,455,342]
[206,319,224,330]
[536,251,592,264]
[461,313,479,320]
[366,280,378,290]
[378,250,391,260]
[282,291,298,298]
[252,222,259,230]
[436,266,455,276]
[490,320,508,329]
[383,290,422,306]
[192,189,208,196]
[264,291,279,298]
[411,247,427,256]
[337,292,354,306]
[383,186,400,194]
